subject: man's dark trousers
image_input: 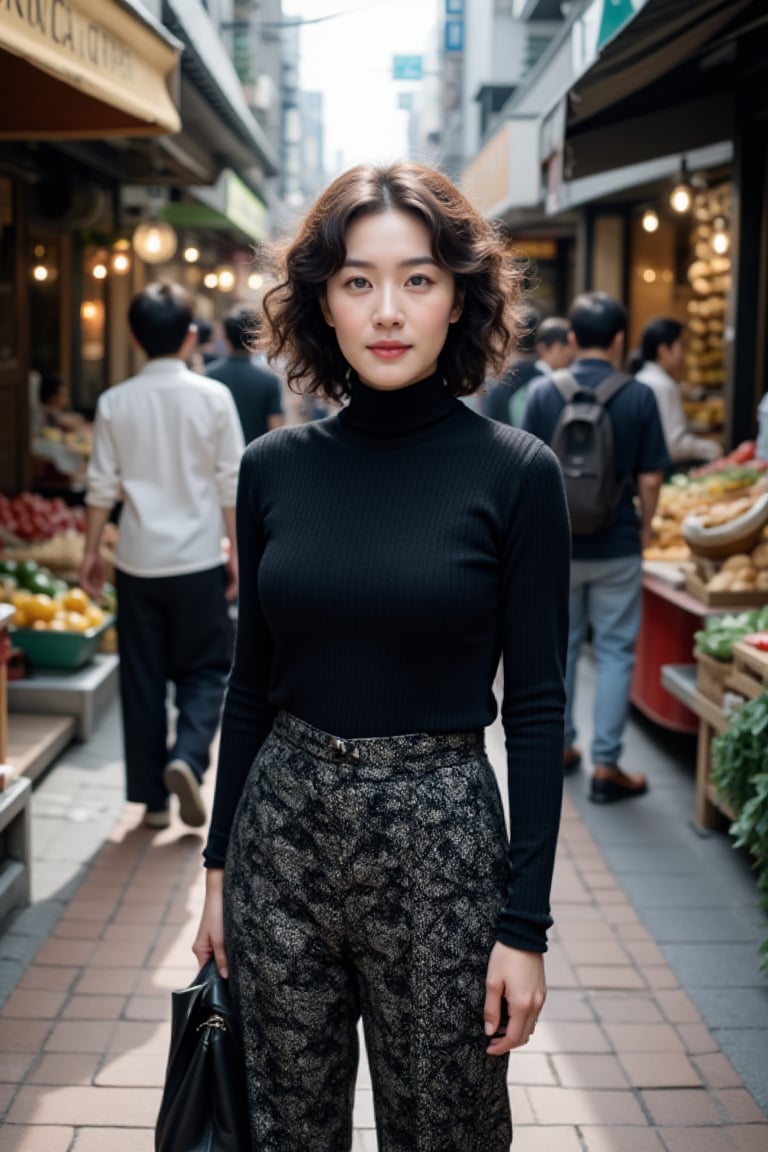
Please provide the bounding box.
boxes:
[115,566,232,812]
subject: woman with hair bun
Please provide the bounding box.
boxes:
[192,161,570,1151]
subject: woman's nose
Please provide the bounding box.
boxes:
[373,286,403,326]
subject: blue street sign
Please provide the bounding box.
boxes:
[392,55,423,81]
[446,0,464,12]
[445,19,464,52]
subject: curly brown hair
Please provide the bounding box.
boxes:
[259,162,523,400]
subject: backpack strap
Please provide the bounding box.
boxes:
[550,369,581,403]
[594,371,632,405]
[551,368,632,407]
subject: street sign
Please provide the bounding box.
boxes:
[446,0,464,12]
[445,19,464,53]
[398,92,414,110]
[392,55,423,81]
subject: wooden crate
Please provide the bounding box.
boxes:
[695,652,734,704]
[685,570,768,607]
[727,640,768,702]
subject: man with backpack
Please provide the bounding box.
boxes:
[522,292,669,802]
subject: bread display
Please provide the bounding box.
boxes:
[684,183,731,393]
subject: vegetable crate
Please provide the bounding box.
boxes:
[727,641,768,702]
[695,651,734,705]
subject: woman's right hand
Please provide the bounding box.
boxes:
[192,868,229,978]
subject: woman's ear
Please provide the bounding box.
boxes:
[319,293,335,328]
[450,288,465,324]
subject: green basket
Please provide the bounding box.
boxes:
[10,616,115,671]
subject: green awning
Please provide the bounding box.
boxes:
[162,172,267,242]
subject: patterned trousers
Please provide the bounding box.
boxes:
[224,711,512,1152]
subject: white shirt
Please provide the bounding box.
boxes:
[635,360,720,463]
[86,358,245,577]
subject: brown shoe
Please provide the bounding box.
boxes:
[563,746,582,776]
[590,764,648,804]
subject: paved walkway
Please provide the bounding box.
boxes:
[0,664,767,1151]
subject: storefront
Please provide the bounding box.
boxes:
[0,0,182,494]
[547,0,768,448]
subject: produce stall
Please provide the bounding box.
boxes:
[0,496,119,781]
[636,443,768,733]
[0,604,32,924]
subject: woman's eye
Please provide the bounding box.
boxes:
[346,277,369,290]
[408,274,431,288]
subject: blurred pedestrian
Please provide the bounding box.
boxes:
[79,283,244,829]
[507,316,574,427]
[193,161,570,1151]
[482,305,540,424]
[206,307,285,443]
[631,317,722,465]
[188,318,220,372]
[523,292,669,802]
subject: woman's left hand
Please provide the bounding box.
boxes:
[483,942,546,1055]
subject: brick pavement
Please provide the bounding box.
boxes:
[1,755,767,1152]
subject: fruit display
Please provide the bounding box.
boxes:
[0,492,85,542]
[0,559,112,632]
[1,520,117,583]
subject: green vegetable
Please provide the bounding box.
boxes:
[0,559,18,576]
[712,691,768,971]
[694,606,768,661]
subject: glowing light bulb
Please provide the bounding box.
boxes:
[670,184,692,213]
[712,231,729,255]
[642,209,659,234]
[184,246,200,263]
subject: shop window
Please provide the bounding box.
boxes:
[79,243,109,412]
[29,237,64,380]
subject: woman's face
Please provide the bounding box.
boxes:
[659,336,684,374]
[322,209,463,391]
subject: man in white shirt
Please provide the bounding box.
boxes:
[80,283,245,829]
[634,318,722,465]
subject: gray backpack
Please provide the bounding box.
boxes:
[550,369,631,535]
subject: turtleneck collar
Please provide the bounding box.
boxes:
[339,370,461,438]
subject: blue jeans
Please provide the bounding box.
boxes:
[564,555,643,767]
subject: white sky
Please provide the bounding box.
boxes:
[281,0,439,174]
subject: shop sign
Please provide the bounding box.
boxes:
[225,173,267,243]
[571,0,647,75]
[445,18,463,53]
[0,0,181,135]
[2,0,134,82]
[392,55,423,81]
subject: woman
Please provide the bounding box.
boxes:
[193,161,570,1151]
[632,318,722,465]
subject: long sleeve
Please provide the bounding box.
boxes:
[215,392,245,506]
[637,365,719,463]
[204,448,278,866]
[497,444,570,951]
[85,398,123,508]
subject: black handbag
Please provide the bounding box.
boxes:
[155,958,251,1152]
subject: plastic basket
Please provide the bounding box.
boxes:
[10,616,115,671]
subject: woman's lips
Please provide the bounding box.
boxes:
[368,343,410,360]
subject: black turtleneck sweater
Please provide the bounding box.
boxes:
[205,372,570,953]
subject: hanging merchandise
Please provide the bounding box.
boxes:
[684,183,731,433]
